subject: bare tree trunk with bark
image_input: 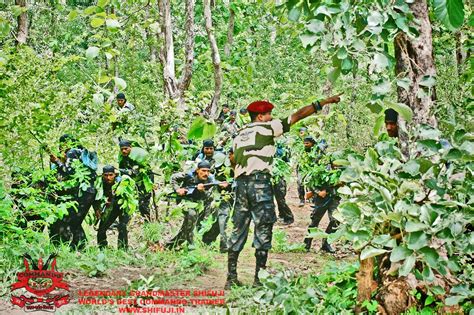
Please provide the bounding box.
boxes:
[158,0,195,109]
[355,257,377,314]
[15,0,28,45]
[203,0,223,119]
[224,3,235,57]
[178,0,195,93]
[394,0,437,128]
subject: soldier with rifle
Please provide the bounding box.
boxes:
[225,94,342,289]
[166,161,229,249]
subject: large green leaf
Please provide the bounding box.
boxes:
[328,66,341,83]
[433,0,465,29]
[390,245,413,262]
[106,19,121,29]
[399,254,416,276]
[91,17,105,28]
[385,101,413,122]
[86,46,100,59]
[202,122,217,140]
[407,231,428,250]
[97,0,110,8]
[300,34,318,48]
[339,202,361,221]
[288,7,301,21]
[114,77,127,90]
[187,117,206,140]
[405,221,427,232]
[360,246,387,260]
[419,247,439,269]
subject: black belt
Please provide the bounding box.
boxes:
[237,172,271,181]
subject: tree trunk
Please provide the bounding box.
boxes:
[158,0,194,109]
[224,3,235,57]
[394,0,437,128]
[355,257,377,314]
[203,0,223,119]
[177,0,195,93]
[455,31,468,76]
[158,0,179,101]
[15,0,28,45]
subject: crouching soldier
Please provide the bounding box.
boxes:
[94,165,135,250]
[166,161,229,249]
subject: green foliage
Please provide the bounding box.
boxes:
[334,125,473,304]
[80,252,108,277]
[236,262,359,314]
[433,0,465,30]
[271,230,306,253]
[114,175,138,215]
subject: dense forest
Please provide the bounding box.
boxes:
[0,0,472,314]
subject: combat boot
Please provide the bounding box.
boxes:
[303,238,312,252]
[224,251,242,289]
[321,239,335,253]
[253,250,268,287]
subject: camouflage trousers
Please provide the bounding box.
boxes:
[50,188,96,250]
[272,178,294,223]
[296,169,305,202]
[200,200,231,250]
[228,173,276,252]
[167,207,200,248]
[304,195,339,247]
[97,204,130,249]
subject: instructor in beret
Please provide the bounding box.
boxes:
[225,94,342,289]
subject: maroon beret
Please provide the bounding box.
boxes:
[247,101,274,113]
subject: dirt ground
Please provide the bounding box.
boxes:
[1,183,353,314]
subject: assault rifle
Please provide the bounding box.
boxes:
[167,181,230,199]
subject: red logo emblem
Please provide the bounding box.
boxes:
[11,254,70,312]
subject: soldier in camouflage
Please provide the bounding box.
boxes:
[273,141,294,225]
[118,140,153,221]
[94,165,130,250]
[225,94,342,289]
[166,160,229,249]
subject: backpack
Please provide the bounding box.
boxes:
[80,149,99,171]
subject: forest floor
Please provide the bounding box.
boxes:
[0,184,354,314]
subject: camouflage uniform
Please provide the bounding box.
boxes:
[303,151,339,253]
[196,150,232,252]
[227,116,291,286]
[166,171,219,249]
[272,143,294,224]
[94,176,130,249]
[119,150,153,220]
[49,148,96,250]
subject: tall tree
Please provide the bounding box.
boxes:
[158,0,195,108]
[394,0,437,127]
[203,0,223,118]
[223,2,235,57]
[15,0,28,45]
